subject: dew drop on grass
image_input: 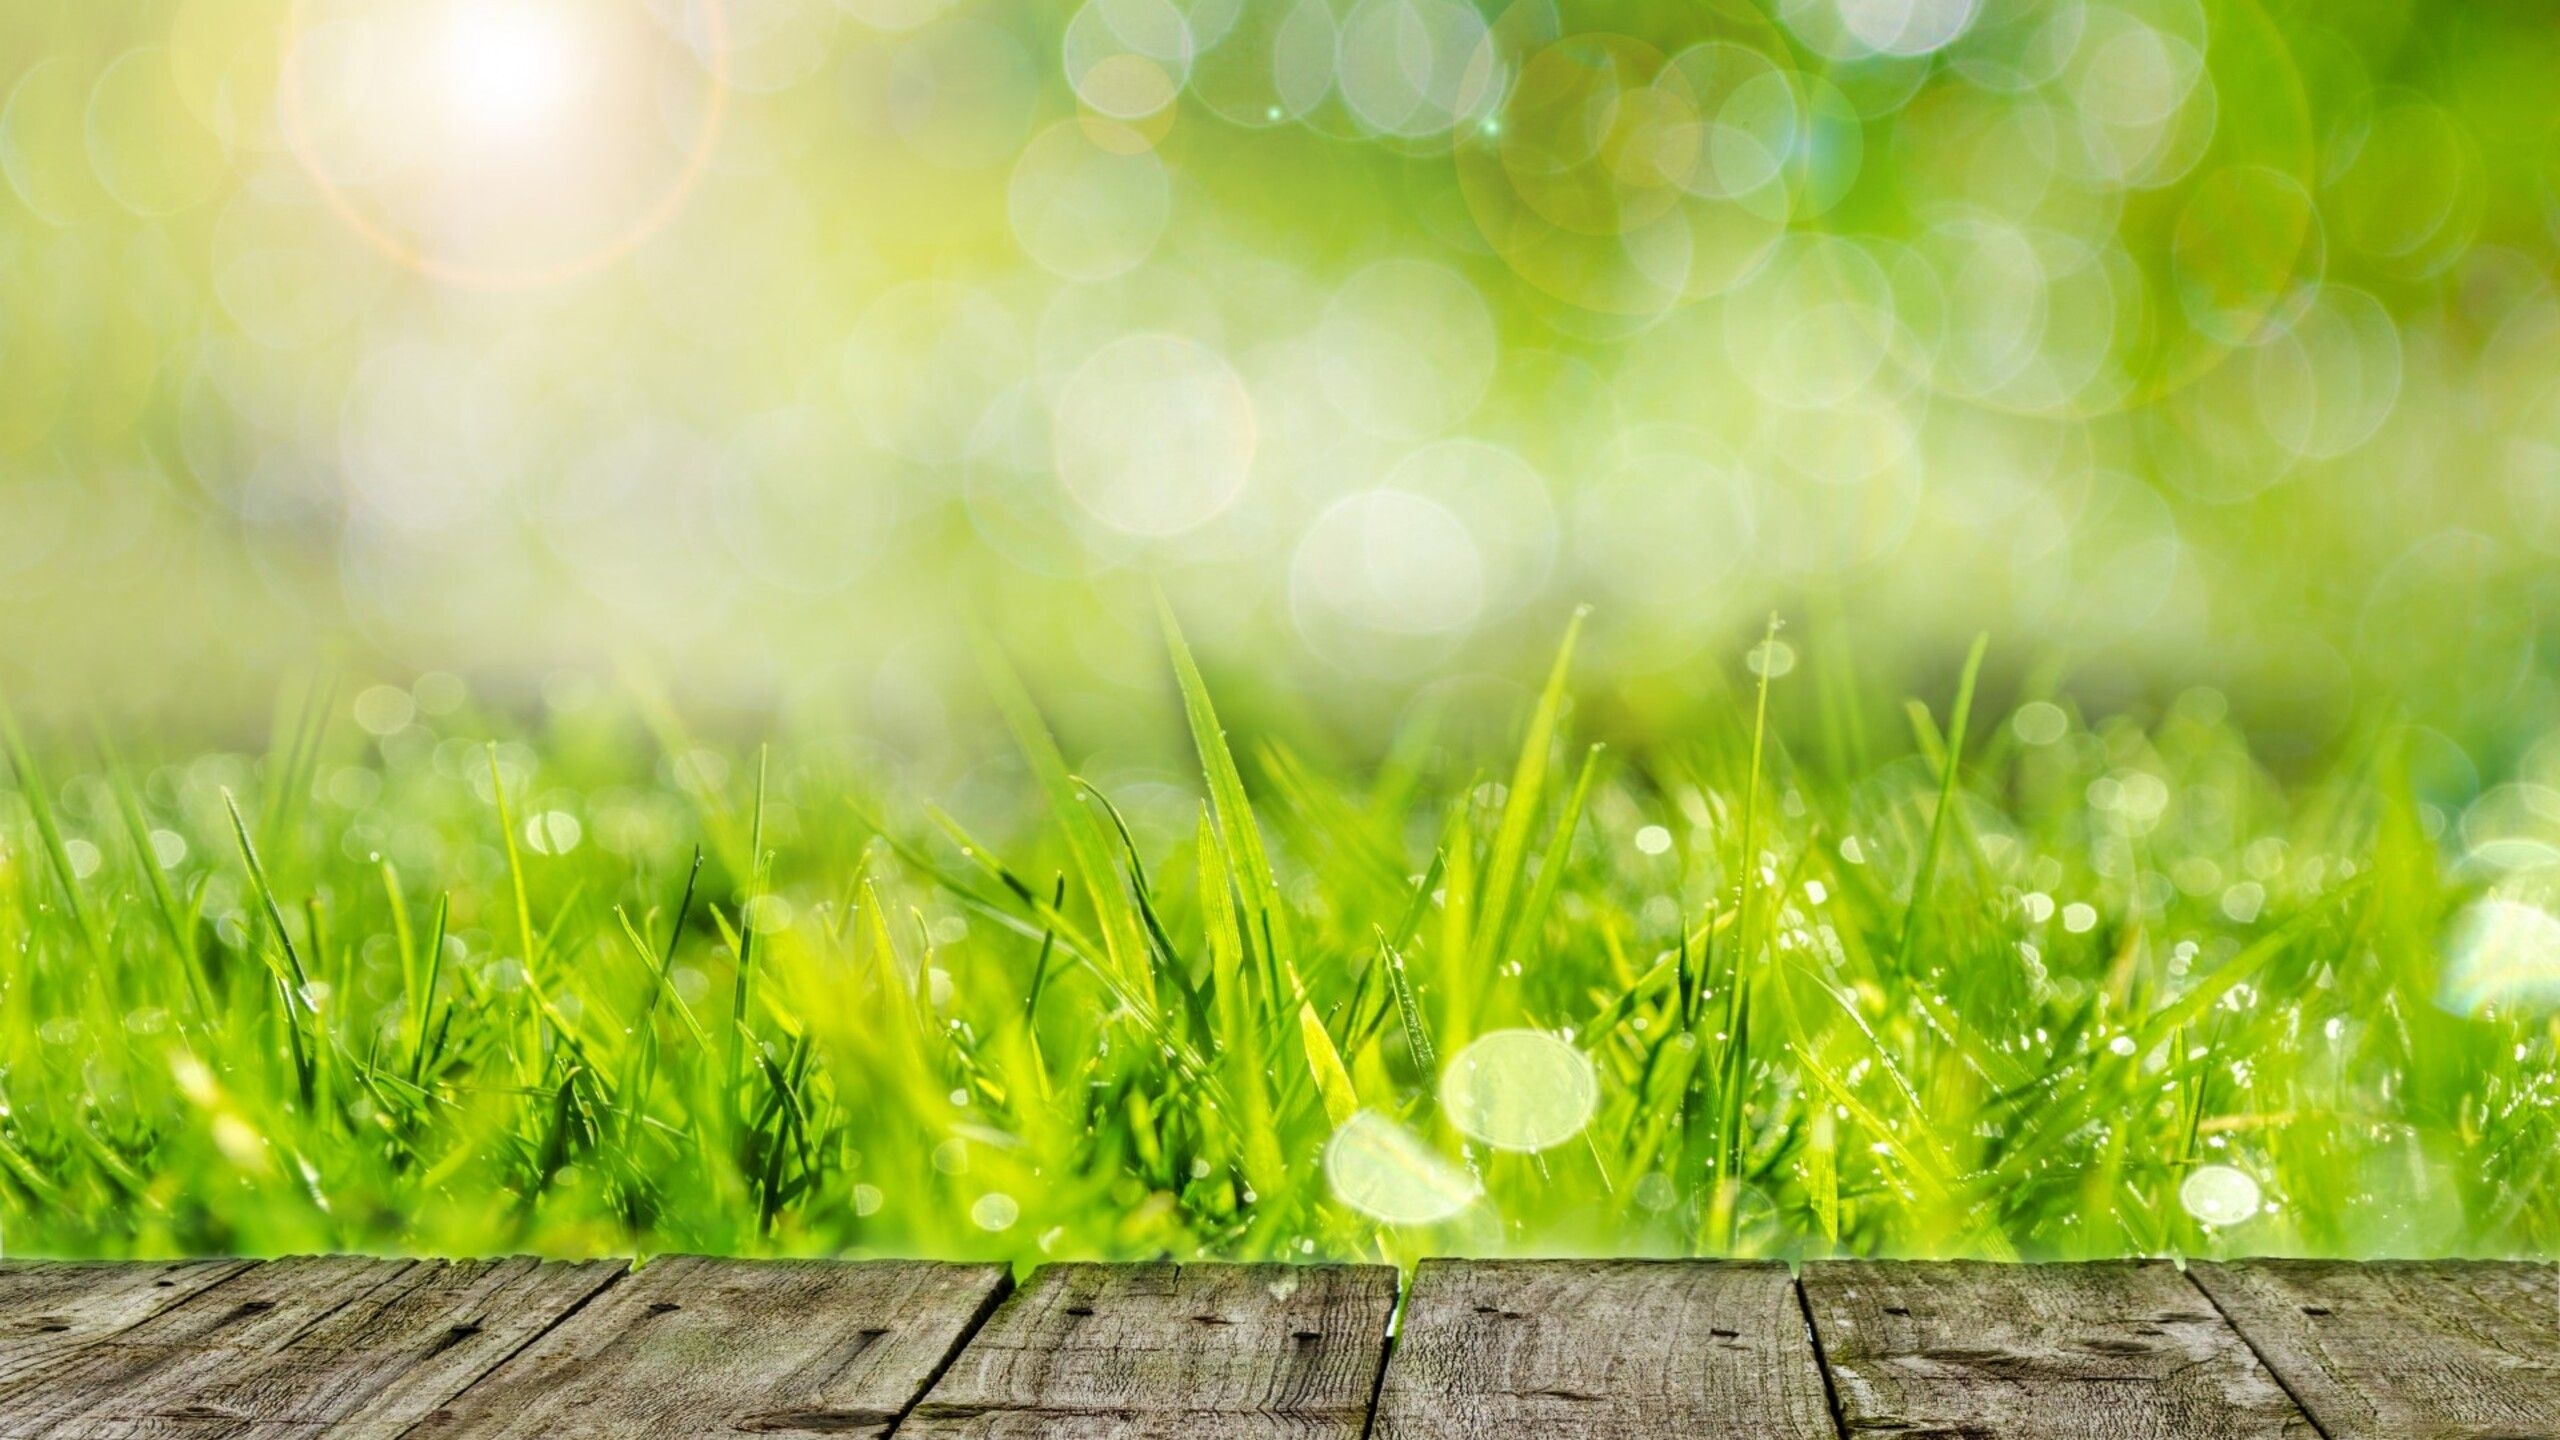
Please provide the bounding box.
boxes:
[1323,1110,1478,1224]
[2180,1164,2262,1226]
[1439,1028,1598,1151]
[1634,824,1672,855]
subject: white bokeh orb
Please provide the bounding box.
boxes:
[1052,334,1256,537]
[1324,1110,1479,1224]
[2180,1164,2263,1227]
[1439,1028,1599,1152]
[1291,489,1487,646]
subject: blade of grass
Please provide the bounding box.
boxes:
[0,697,102,962]
[1472,608,1586,974]
[980,637,1160,1010]
[223,790,316,1106]
[1892,633,1990,975]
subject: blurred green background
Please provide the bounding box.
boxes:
[11,0,2560,1262]
[3,0,2557,759]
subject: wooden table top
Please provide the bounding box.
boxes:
[0,1257,2551,1437]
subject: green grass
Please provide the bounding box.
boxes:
[0,619,2551,1264]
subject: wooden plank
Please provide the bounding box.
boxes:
[1802,1260,2317,1438]
[0,1255,623,1439]
[2193,1259,2560,1438]
[400,1256,1008,1440]
[0,1259,252,1395]
[1373,1258,1836,1440]
[905,1262,1398,1440]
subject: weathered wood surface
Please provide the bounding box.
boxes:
[1373,1259,1835,1440]
[1800,1259,2318,1438]
[402,1256,1007,1440]
[2192,1259,2560,1439]
[0,1260,250,1400]
[0,1256,620,1439]
[903,1262,1397,1440]
[1,1257,2554,1437]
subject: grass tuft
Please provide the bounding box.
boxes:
[0,629,2548,1262]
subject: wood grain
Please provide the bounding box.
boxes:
[399,1256,1008,1440]
[2193,1259,2560,1439]
[9,1256,2543,1438]
[905,1262,1398,1440]
[1374,1258,1836,1440]
[1802,1259,2317,1438]
[0,1255,621,1439]
[0,1259,250,1397]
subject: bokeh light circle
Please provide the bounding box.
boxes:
[85,48,230,217]
[1064,0,1194,120]
[1452,0,1797,316]
[1008,121,1170,282]
[1324,1111,1480,1224]
[843,280,1027,465]
[1316,258,1497,438]
[1438,1028,1598,1151]
[2442,871,2560,1015]
[2180,1164,2262,1226]
[1052,334,1256,537]
[1187,0,1338,125]
[1291,488,1486,672]
[1334,0,1500,139]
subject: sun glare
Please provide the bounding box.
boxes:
[437,2,589,147]
[280,0,729,287]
